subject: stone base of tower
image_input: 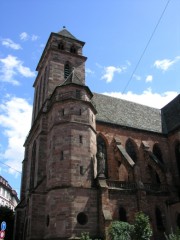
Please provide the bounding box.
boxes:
[45,187,98,239]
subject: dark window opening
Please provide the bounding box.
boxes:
[153,144,164,164]
[119,207,127,222]
[79,109,82,115]
[125,139,137,162]
[62,109,65,116]
[148,165,161,184]
[80,166,84,175]
[77,212,88,225]
[64,63,70,79]
[60,151,64,160]
[175,142,180,177]
[46,215,50,227]
[58,42,64,50]
[70,45,76,54]
[155,207,165,231]
[177,214,180,228]
[155,172,161,184]
[79,135,83,143]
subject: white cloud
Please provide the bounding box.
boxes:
[0,55,36,85]
[20,32,29,41]
[103,88,178,109]
[86,68,94,75]
[133,74,141,81]
[1,38,22,50]
[154,56,180,71]
[31,34,39,41]
[145,75,153,82]
[0,97,32,174]
[20,32,39,42]
[101,66,126,83]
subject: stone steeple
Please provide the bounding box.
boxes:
[32,27,87,122]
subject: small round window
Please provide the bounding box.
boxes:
[77,212,88,225]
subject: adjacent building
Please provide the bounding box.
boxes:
[0,175,19,211]
[14,27,180,240]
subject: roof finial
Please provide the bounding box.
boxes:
[63,26,66,29]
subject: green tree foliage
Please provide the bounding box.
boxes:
[108,221,134,240]
[0,206,15,240]
[80,232,92,240]
[80,232,101,240]
[133,211,153,240]
[164,228,180,240]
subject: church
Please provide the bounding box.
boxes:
[14,27,180,240]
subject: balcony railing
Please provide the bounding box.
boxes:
[143,183,169,193]
[106,180,169,194]
[106,180,137,190]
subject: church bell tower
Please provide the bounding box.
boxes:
[15,27,98,240]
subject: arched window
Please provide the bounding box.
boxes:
[155,207,164,231]
[148,165,161,184]
[125,139,137,162]
[70,45,76,54]
[97,135,108,178]
[64,63,71,79]
[119,207,127,222]
[30,141,36,189]
[153,144,164,164]
[175,142,180,177]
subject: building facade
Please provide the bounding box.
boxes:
[0,175,19,211]
[14,28,180,240]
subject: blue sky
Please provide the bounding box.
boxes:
[0,0,180,197]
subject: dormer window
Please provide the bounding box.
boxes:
[70,45,76,54]
[58,42,64,50]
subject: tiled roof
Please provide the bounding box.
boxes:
[92,93,164,133]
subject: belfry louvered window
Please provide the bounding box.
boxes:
[58,42,64,50]
[64,63,70,79]
[70,45,76,54]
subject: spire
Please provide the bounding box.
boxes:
[58,26,78,40]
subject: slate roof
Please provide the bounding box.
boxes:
[92,93,164,133]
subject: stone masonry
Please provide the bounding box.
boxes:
[14,27,180,240]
